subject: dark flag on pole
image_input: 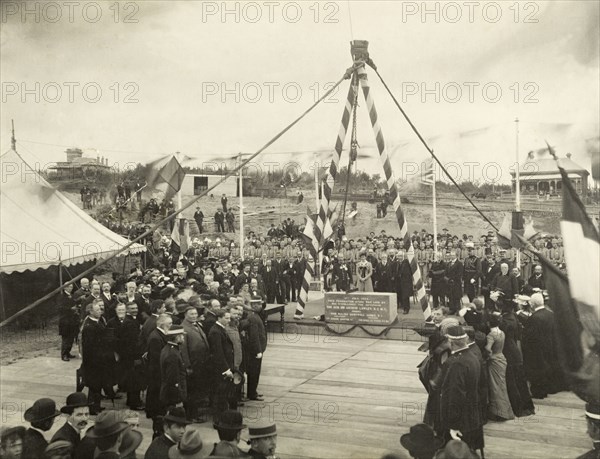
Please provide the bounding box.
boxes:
[519,145,600,404]
[143,154,188,202]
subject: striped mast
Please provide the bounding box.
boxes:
[314,75,358,247]
[356,63,432,321]
[295,76,357,319]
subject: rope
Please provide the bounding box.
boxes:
[1,68,354,328]
[355,64,431,322]
[324,317,399,337]
[367,62,499,232]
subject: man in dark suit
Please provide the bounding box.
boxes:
[280,257,294,302]
[100,282,118,320]
[440,325,484,452]
[332,256,353,292]
[444,250,464,314]
[112,303,145,410]
[193,206,204,234]
[214,209,225,232]
[244,300,268,401]
[22,398,61,459]
[272,251,287,303]
[374,253,393,293]
[396,251,413,315]
[527,264,545,292]
[51,392,91,452]
[181,305,210,421]
[145,314,172,439]
[462,243,482,302]
[139,300,166,352]
[143,407,189,459]
[292,251,306,302]
[491,263,519,302]
[208,308,235,415]
[234,263,252,295]
[261,259,279,304]
[58,283,79,362]
[81,300,111,414]
[73,278,90,306]
[481,249,500,309]
[429,257,447,308]
[160,325,187,409]
[521,293,565,399]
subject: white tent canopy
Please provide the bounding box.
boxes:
[0,149,145,274]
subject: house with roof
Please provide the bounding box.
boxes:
[511,148,589,198]
[48,148,111,178]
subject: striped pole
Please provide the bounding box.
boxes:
[314,76,358,246]
[356,64,432,321]
[294,213,319,318]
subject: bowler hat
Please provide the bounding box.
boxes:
[85,410,130,438]
[163,407,191,425]
[247,422,277,440]
[168,429,204,459]
[400,423,443,455]
[24,398,60,423]
[213,410,247,431]
[434,440,479,459]
[60,392,92,414]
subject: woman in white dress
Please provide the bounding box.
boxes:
[356,251,373,292]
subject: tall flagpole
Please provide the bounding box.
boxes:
[432,169,438,261]
[515,118,521,267]
[314,159,321,279]
[239,152,244,261]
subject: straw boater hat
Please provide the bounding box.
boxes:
[247,422,277,442]
[166,324,186,337]
[24,398,61,423]
[585,402,600,422]
[445,325,467,340]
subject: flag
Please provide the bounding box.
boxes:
[497,212,538,250]
[517,150,600,403]
[295,210,318,319]
[534,249,599,404]
[420,159,434,186]
[171,218,192,257]
[144,154,187,201]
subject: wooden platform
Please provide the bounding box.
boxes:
[0,333,589,458]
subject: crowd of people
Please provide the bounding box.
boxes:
[0,399,280,459]
[403,288,600,458]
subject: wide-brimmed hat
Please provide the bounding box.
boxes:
[163,407,191,425]
[418,332,447,353]
[213,410,247,431]
[168,429,204,459]
[119,428,143,457]
[400,423,444,455]
[24,398,60,423]
[434,440,479,459]
[85,410,130,438]
[247,422,277,440]
[60,392,92,414]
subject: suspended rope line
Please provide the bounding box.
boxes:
[0,65,358,328]
[366,61,499,232]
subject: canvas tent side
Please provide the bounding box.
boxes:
[0,149,145,320]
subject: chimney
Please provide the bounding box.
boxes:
[96,154,100,163]
[566,153,572,159]
[101,156,104,165]
[66,148,83,163]
[527,151,534,160]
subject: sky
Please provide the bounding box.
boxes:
[1,0,599,184]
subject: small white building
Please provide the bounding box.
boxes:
[181,174,238,197]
